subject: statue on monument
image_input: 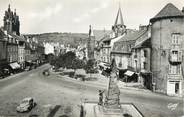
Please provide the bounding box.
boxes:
[99,58,121,109]
[81,58,143,117]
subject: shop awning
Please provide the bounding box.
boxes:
[9,62,20,69]
[27,60,32,63]
[98,62,110,69]
[124,70,135,76]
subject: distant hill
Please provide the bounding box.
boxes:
[25,32,89,47]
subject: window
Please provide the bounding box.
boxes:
[169,64,181,74]
[134,51,137,58]
[172,33,181,45]
[119,62,122,68]
[175,82,179,94]
[143,62,146,69]
[144,50,147,57]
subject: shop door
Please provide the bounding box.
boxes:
[167,81,175,96]
[175,82,179,94]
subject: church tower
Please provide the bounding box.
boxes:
[112,4,126,37]
[87,25,95,60]
[3,4,20,35]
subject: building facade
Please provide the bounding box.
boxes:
[16,35,26,69]
[100,6,126,64]
[150,3,184,96]
[3,4,20,36]
[7,34,18,63]
[0,29,8,72]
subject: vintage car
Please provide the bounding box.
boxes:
[16,97,36,112]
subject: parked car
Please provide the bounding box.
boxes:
[0,71,5,79]
[42,69,50,76]
[0,69,10,79]
[16,97,36,112]
[25,66,31,71]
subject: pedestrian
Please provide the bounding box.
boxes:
[98,90,104,105]
[80,105,84,117]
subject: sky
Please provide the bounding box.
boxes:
[0,0,183,34]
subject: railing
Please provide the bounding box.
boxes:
[167,74,182,80]
[168,50,182,63]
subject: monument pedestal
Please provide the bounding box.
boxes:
[80,59,143,117]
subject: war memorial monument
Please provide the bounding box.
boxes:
[80,59,144,117]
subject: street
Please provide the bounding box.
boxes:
[0,64,183,117]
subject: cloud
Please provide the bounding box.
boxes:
[73,0,110,23]
[30,4,62,21]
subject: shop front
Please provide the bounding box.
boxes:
[167,79,182,97]
[123,70,138,82]
[9,62,21,73]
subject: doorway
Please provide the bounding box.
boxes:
[175,82,179,94]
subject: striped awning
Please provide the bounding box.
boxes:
[9,62,20,69]
[124,70,135,76]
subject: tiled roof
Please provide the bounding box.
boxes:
[93,30,112,41]
[10,33,25,41]
[101,35,112,42]
[112,28,148,53]
[150,3,184,22]
[117,28,147,42]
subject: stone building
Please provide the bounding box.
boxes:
[16,35,25,69]
[2,4,22,72]
[150,3,184,96]
[24,37,31,66]
[111,27,146,70]
[3,4,20,36]
[37,42,45,64]
[111,25,151,85]
[131,26,151,88]
[100,6,126,64]
[93,29,111,62]
[6,33,20,73]
[0,29,8,72]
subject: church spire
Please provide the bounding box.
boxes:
[112,2,126,37]
[8,4,11,11]
[14,9,16,15]
[114,3,124,26]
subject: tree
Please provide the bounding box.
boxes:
[71,58,86,79]
[72,58,85,72]
[56,51,76,69]
[63,51,76,69]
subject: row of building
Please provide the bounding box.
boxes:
[0,5,45,76]
[87,3,184,97]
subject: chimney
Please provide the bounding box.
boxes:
[182,7,184,13]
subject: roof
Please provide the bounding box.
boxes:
[117,28,147,42]
[134,38,151,49]
[93,30,112,41]
[133,29,150,48]
[101,35,112,42]
[9,33,25,42]
[150,3,184,22]
[112,28,149,54]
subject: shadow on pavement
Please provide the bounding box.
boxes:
[59,115,69,117]
[47,105,61,117]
